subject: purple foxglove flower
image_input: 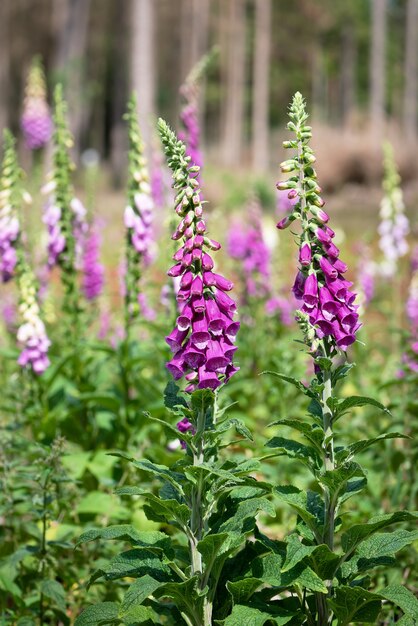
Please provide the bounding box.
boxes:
[292,271,306,300]
[303,273,318,307]
[299,243,311,266]
[82,221,104,301]
[21,58,53,150]
[160,119,239,391]
[319,256,337,281]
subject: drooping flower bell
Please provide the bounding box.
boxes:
[378,142,409,278]
[123,94,154,324]
[276,93,360,356]
[0,131,22,282]
[158,118,239,392]
[21,56,53,151]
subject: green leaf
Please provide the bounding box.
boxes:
[282,535,317,572]
[341,511,418,556]
[74,602,120,626]
[262,371,314,397]
[90,549,172,585]
[329,586,382,625]
[281,562,327,593]
[142,495,190,527]
[219,604,295,626]
[335,396,389,420]
[379,585,418,619]
[266,437,320,467]
[268,419,323,449]
[157,577,202,621]
[252,552,282,586]
[119,575,163,621]
[227,578,262,604]
[197,533,230,565]
[218,418,253,441]
[190,388,215,418]
[218,497,275,534]
[77,525,173,556]
[336,433,407,462]
[274,486,324,536]
[163,381,188,410]
[318,462,365,500]
[40,579,66,613]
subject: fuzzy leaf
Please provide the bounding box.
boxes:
[90,549,172,585]
[74,602,120,626]
[252,553,282,586]
[269,419,323,449]
[274,486,324,534]
[281,562,327,593]
[262,371,314,397]
[197,533,230,565]
[157,577,202,620]
[218,418,253,441]
[227,578,262,604]
[219,604,296,626]
[218,497,275,535]
[77,525,173,557]
[379,585,418,619]
[341,511,418,556]
[329,586,382,625]
[142,495,190,527]
[119,575,162,621]
[282,535,317,572]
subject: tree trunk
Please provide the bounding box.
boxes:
[54,0,92,156]
[0,0,10,133]
[131,0,156,152]
[403,0,418,139]
[369,0,386,137]
[341,23,356,128]
[252,0,271,171]
[221,0,246,166]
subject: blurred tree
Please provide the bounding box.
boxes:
[252,0,271,171]
[131,0,156,152]
[370,0,387,137]
[54,0,92,156]
[221,0,246,166]
[403,0,418,139]
[0,0,10,133]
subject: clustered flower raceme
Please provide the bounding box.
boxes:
[265,295,295,327]
[20,56,53,150]
[17,264,50,374]
[0,132,22,282]
[123,94,155,324]
[356,244,375,310]
[179,81,203,171]
[378,143,409,278]
[277,92,360,355]
[82,221,105,301]
[159,119,239,392]
[228,198,271,298]
[402,245,418,375]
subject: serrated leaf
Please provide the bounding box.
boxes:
[341,511,418,556]
[119,575,163,620]
[74,602,120,626]
[142,495,190,527]
[268,419,323,449]
[379,585,418,619]
[218,497,275,535]
[318,462,365,500]
[218,418,253,441]
[329,586,382,625]
[157,577,202,620]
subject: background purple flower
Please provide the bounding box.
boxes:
[82,221,105,301]
[21,57,53,150]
